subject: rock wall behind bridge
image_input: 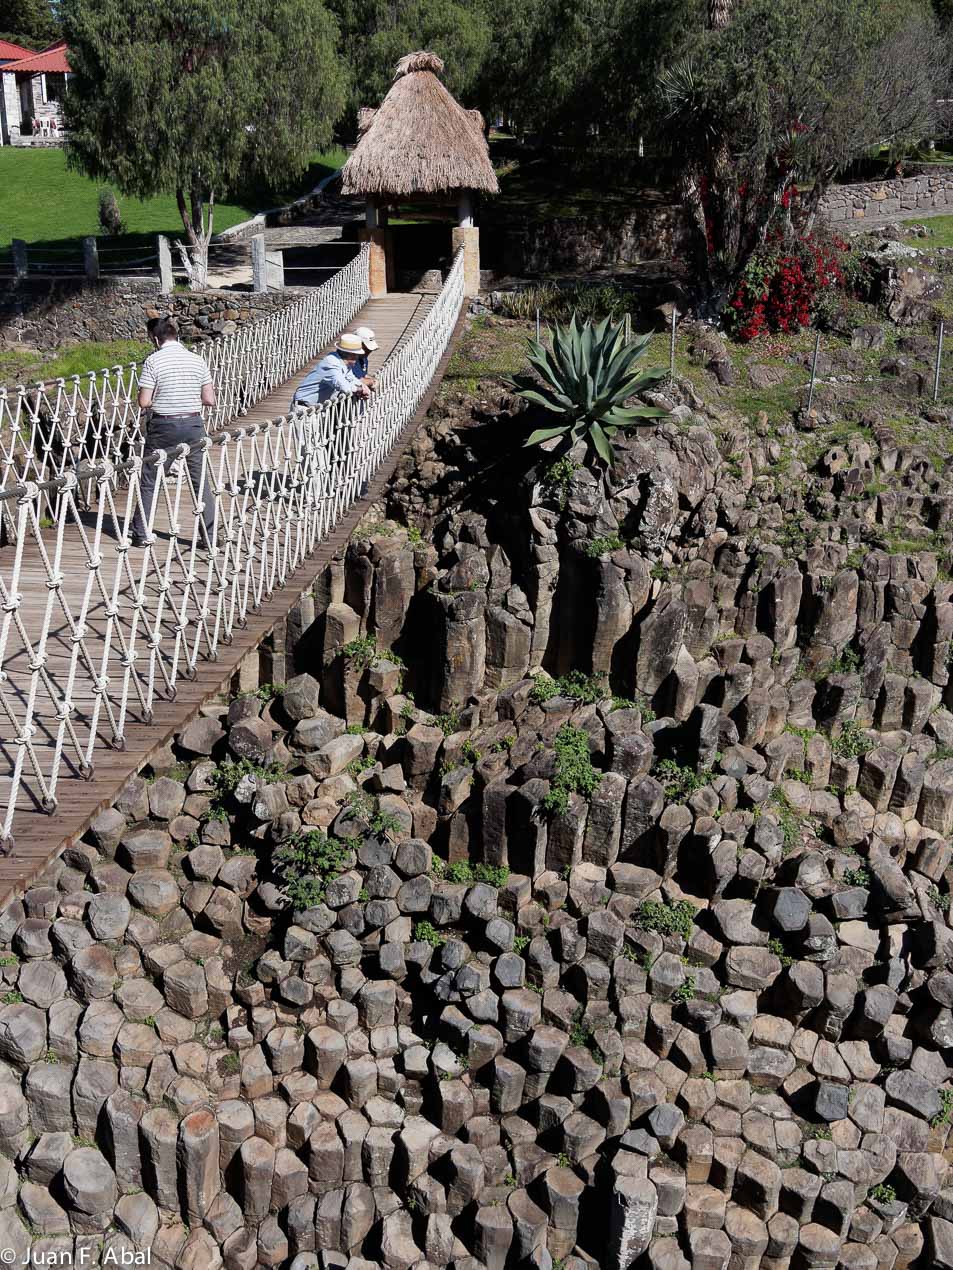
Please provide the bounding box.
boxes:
[0,277,301,354]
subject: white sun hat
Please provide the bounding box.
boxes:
[354,326,379,351]
[335,332,364,353]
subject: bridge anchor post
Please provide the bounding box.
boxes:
[453,192,480,297]
[361,199,392,297]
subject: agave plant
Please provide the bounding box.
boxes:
[510,316,668,465]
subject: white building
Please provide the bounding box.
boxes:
[0,39,71,146]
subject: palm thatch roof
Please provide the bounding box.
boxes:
[341,51,499,199]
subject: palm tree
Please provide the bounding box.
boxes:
[708,0,732,29]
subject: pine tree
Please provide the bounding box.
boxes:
[0,0,59,50]
[60,0,347,289]
[327,0,490,131]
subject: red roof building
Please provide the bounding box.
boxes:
[3,40,71,76]
[0,39,35,63]
[0,40,72,146]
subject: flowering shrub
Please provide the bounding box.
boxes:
[725,231,849,341]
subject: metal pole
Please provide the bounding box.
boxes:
[935,320,945,404]
[806,329,821,416]
[535,307,540,343]
[669,307,677,385]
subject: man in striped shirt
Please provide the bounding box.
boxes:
[129,316,217,547]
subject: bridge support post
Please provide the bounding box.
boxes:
[453,191,480,297]
[452,226,480,297]
[361,198,392,297]
[157,235,174,293]
[83,236,99,282]
[359,229,392,298]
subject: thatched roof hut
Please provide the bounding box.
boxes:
[341,52,499,199]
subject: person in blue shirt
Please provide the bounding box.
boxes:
[353,326,379,390]
[291,333,372,409]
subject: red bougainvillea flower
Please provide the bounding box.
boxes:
[726,230,845,342]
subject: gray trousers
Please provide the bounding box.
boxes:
[131,414,214,539]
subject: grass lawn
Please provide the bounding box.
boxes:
[918,215,953,249]
[0,147,347,255]
[0,339,153,386]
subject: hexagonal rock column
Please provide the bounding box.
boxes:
[62,1147,118,1233]
[608,1175,658,1269]
[177,1108,221,1225]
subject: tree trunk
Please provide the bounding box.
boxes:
[678,170,713,293]
[174,183,214,291]
[799,174,832,236]
[708,0,731,29]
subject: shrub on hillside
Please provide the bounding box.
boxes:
[498,283,637,325]
[98,188,125,237]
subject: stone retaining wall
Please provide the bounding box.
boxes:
[0,277,301,351]
[818,168,953,223]
[484,202,690,275]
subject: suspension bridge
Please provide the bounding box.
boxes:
[0,245,467,898]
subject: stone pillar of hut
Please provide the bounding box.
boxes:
[452,189,481,298]
[359,199,394,299]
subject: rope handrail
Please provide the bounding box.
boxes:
[0,245,372,523]
[0,249,465,846]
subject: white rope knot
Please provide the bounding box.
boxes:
[2,594,21,613]
[71,625,87,643]
[15,724,36,743]
[86,554,103,571]
[27,656,46,672]
[59,471,78,492]
[17,481,39,507]
[46,573,64,590]
[93,676,110,693]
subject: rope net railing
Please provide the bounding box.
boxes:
[0,249,465,847]
[0,245,371,523]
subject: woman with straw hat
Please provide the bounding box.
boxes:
[291,332,372,409]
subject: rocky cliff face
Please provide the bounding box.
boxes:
[0,400,952,1268]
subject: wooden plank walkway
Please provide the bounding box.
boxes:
[0,292,456,902]
[227,293,434,429]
